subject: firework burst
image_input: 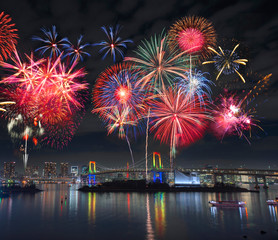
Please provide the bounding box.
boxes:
[0,11,18,61]
[1,49,88,147]
[32,25,68,59]
[168,16,216,59]
[211,92,262,144]
[92,62,148,123]
[175,69,214,105]
[125,32,191,90]
[202,44,248,83]
[96,106,138,139]
[149,87,211,163]
[93,25,133,62]
[63,35,91,63]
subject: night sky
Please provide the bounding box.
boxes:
[0,0,277,173]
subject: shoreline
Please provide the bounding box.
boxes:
[79,185,259,193]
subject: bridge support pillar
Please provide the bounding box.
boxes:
[262,176,268,188]
[88,174,96,186]
[255,176,258,185]
[213,174,217,184]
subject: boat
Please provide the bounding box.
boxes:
[267,198,278,205]
[209,200,246,207]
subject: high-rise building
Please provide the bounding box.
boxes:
[4,162,16,179]
[71,166,78,177]
[60,162,69,177]
[44,162,57,178]
[81,165,89,175]
[25,165,39,177]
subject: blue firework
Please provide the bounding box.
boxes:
[93,25,133,62]
[62,35,91,63]
[32,25,68,59]
[176,69,214,105]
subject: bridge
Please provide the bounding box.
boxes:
[82,152,278,186]
[5,152,276,186]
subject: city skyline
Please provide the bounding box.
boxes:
[0,0,277,173]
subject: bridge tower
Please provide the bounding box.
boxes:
[88,161,96,185]
[152,152,163,183]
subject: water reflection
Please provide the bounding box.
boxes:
[268,205,278,222]
[88,192,96,224]
[154,192,166,238]
[146,194,155,240]
[1,185,278,240]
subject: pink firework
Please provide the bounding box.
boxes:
[149,87,211,159]
[168,16,216,59]
[177,28,205,53]
[211,93,261,143]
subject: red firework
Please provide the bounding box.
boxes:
[0,12,18,61]
[149,87,211,157]
[0,49,88,147]
[0,49,88,125]
[168,16,216,59]
[177,28,205,53]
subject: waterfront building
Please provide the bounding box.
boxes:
[71,166,78,177]
[81,165,89,175]
[60,162,69,177]
[174,170,200,186]
[44,162,57,178]
[25,165,39,177]
[3,162,16,179]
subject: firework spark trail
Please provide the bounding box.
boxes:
[0,11,18,61]
[125,32,192,90]
[0,101,15,111]
[93,25,133,62]
[145,108,150,180]
[126,135,135,168]
[93,106,138,166]
[242,73,272,103]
